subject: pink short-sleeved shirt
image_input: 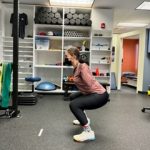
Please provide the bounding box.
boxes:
[73,63,106,94]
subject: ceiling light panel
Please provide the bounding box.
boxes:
[136,1,150,10]
[49,0,94,7]
[117,23,148,27]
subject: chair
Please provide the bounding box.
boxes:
[25,76,41,93]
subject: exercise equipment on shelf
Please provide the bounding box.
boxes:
[34,6,63,25]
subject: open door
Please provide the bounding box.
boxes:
[121,35,139,90]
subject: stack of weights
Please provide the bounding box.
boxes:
[64,8,92,26]
[34,7,63,25]
[148,85,150,95]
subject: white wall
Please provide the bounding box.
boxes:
[91,8,113,30]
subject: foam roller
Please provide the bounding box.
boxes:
[75,19,80,25]
[78,14,84,19]
[67,13,72,19]
[70,19,75,25]
[45,13,49,18]
[47,13,51,18]
[44,8,49,14]
[87,19,92,26]
[47,7,52,13]
[41,17,46,24]
[52,7,57,13]
[52,18,57,24]
[49,13,54,18]
[84,14,90,19]
[55,12,61,18]
[70,8,76,14]
[38,7,43,12]
[72,14,78,19]
[34,17,39,23]
[47,18,52,24]
[64,18,69,25]
[81,19,86,25]
[58,18,62,24]
[40,10,45,15]
[65,8,70,14]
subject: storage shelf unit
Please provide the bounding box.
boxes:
[33,6,92,92]
[34,16,63,88]
[91,30,112,93]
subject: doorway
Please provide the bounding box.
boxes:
[121,35,139,90]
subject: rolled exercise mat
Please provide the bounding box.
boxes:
[40,17,46,24]
[47,7,52,13]
[81,19,86,25]
[51,7,57,13]
[52,18,58,24]
[47,17,52,24]
[87,19,92,26]
[65,8,70,14]
[49,12,54,18]
[75,19,80,25]
[58,18,62,24]
[64,18,69,25]
[70,19,75,25]
[78,14,84,19]
[55,12,61,18]
[67,13,72,19]
[84,14,90,19]
[70,8,76,14]
[72,14,78,19]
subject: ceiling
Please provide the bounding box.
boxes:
[1,0,150,34]
[93,0,150,34]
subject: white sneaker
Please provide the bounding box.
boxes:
[73,130,95,142]
[73,118,90,125]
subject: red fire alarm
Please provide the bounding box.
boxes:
[101,22,105,29]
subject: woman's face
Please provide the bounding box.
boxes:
[65,51,75,62]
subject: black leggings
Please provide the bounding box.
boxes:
[69,91,109,126]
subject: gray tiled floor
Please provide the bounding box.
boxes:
[0,86,150,150]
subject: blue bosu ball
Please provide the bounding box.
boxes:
[35,82,56,91]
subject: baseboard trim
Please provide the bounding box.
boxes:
[138,91,147,94]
